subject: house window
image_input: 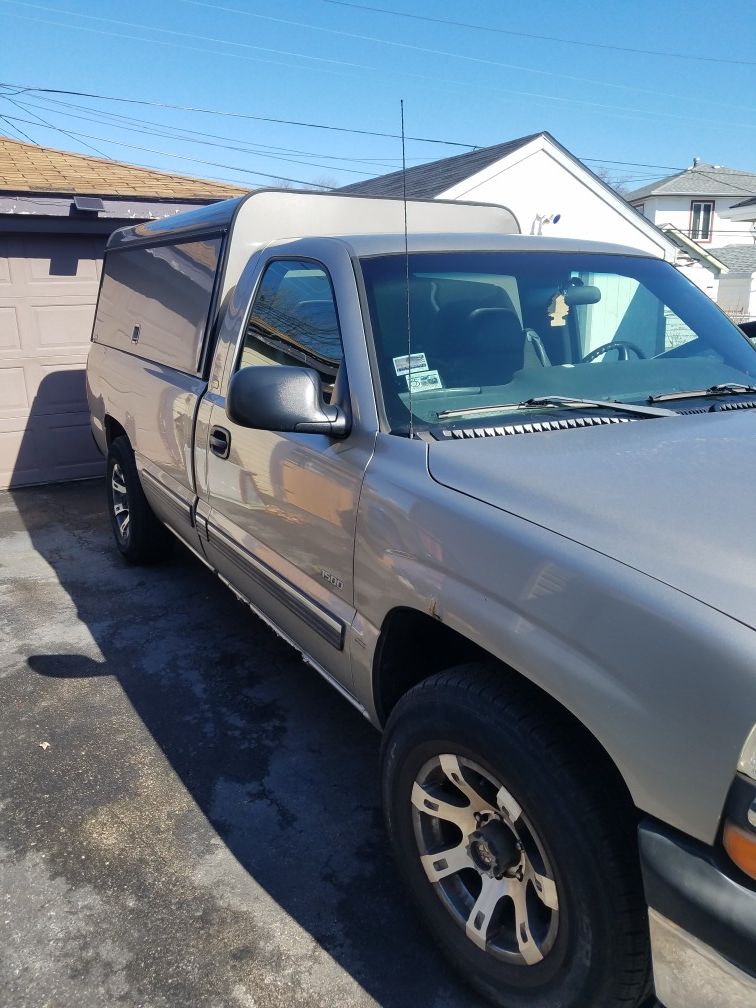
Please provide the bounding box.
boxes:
[690,201,714,241]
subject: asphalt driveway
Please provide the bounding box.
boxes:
[0,479,479,1008]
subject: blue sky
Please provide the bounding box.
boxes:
[1,0,755,195]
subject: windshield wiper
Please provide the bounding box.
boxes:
[649,383,756,403]
[437,395,675,420]
[523,396,676,418]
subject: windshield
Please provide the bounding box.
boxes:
[359,251,756,432]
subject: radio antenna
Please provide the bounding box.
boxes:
[401,99,414,440]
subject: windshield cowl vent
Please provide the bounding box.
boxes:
[676,399,756,415]
[438,415,635,440]
[716,399,756,412]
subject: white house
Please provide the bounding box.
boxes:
[712,246,756,325]
[340,132,720,297]
[627,159,756,250]
[625,161,756,322]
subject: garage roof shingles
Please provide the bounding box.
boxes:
[0,136,248,200]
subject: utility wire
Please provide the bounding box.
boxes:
[1,83,755,194]
[0,83,474,148]
[0,91,687,191]
[316,0,756,68]
[6,97,369,175]
[0,0,375,73]
[3,6,755,135]
[0,85,680,170]
[184,0,756,112]
[7,0,748,112]
[0,114,35,142]
[12,92,415,169]
[3,95,110,158]
[0,113,336,187]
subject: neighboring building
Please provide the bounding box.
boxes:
[627,160,756,322]
[627,160,756,250]
[656,224,728,302]
[0,137,247,490]
[341,132,680,261]
[721,195,756,226]
[714,246,756,326]
[710,193,756,322]
[340,132,729,298]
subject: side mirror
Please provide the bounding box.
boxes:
[227,365,350,438]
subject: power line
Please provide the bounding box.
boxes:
[0,86,708,176]
[182,0,756,112]
[0,113,337,188]
[0,0,377,73]
[4,5,756,135]
[0,114,35,143]
[3,94,110,158]
[6,97,370,175]
[1,82,755,194]
[316,0,756,68]
[11,92,415,169]
[0,83,474,149]
[7,0,748,115]
[0,8,409,102]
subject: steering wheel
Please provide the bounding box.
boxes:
[580,340,646,363]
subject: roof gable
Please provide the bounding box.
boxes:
[627,163,756,202]
[338,133,543,198]
[0,135,248,200]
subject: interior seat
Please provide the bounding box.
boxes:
[440,306,529,387]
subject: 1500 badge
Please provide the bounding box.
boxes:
[320,569,344,591]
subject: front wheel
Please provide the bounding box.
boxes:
[381,665,652,1008]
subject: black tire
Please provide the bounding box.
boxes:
[381,664,652,1008]
[106,436,173,565]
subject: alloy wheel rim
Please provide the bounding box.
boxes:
[111,462,130,542]
[411,754,559,964]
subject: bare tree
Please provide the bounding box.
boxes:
[592,167,635,199]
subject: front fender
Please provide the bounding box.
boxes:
[352,437,756,845]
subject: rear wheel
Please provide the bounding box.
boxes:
[381,664,652,1008]
[106,436,173,565]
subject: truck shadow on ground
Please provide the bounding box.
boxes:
[9,479,480,1008]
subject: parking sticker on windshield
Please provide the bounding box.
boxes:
[406,369,443,393]
[393,352,428,376]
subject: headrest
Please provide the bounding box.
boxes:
[467,308,524,351]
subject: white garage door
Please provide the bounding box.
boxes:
[0,233,107,489]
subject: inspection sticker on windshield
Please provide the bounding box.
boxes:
[393,352,428,376]
[406,369,443,393]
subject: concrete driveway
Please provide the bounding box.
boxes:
[1,481,662,1008]
[0,480,480,1008]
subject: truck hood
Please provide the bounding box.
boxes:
[428,410,756,630]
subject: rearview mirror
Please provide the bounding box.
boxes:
[564,285,601,306]
[227,365,350,438]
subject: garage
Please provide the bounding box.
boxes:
[0,136,245,489]
[0,232,106,487]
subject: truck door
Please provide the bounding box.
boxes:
[199,254,374,690]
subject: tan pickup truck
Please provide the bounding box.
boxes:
[87,190,756,1008]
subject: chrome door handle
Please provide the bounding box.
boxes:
[209,426,230,459]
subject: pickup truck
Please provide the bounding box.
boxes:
[87,189,756,1008]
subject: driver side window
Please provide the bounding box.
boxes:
[239,259,343,396]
